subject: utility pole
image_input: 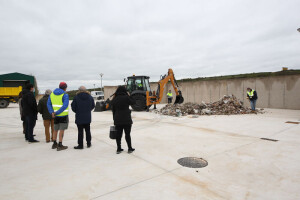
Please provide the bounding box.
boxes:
[93,84,95,91]
[100,73,104,91]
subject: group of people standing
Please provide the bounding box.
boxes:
[19,83,136,154]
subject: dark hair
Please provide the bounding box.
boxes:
[115,86,128,96]
[18,91,23,98]
[25,83,34,90]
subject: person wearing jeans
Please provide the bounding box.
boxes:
[71,86,95,149]
[247,87,258,111]
[250,99,257,111]
[111,86,136,154]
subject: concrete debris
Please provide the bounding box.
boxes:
[158,95,264,117]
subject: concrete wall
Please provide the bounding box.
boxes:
[104,86,118,100]
[104,74,300,109]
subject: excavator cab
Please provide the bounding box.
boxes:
[126,76,151,93]
[124,69,183,111]
[125,76,151,111]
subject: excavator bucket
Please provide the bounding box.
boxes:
[174,95,184,104]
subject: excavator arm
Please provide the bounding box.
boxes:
[146,68,184,107]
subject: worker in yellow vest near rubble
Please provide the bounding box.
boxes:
[47,82,69,151]
[246,87,258,111]
[167,90,173,104]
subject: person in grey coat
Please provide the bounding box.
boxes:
[38,89,53,143]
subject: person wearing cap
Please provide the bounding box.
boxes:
[38,89,54,143]
[47,82,69,151]
[71,86,95,149]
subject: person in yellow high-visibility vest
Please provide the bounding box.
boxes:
[167,90,173,104]
[47,82,69,151]
[246,87,258,111]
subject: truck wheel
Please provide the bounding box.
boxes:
[0,99,9,108]
[131,94,147,111]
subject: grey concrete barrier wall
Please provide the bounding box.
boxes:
[104,74,300,109]
[104,86,118,100]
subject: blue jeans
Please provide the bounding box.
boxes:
[250,100,257,111]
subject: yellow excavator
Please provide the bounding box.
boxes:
[125,68,184,111]
[99,68,184,112]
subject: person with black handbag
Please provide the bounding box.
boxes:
[111,86,136,154]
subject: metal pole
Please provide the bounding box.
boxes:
[100,73,104,91]
[93,84,95,91]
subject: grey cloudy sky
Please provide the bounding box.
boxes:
[0,0,299,93]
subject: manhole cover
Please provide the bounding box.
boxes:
[177,157,208,168]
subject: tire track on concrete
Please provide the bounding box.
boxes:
[90,168,180,200]
[206,124,299,160]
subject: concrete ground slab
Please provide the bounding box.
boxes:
[0,103,299,200]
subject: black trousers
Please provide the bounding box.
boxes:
[115,125,132,149]
[25,115,36,141]
[22,121,26,134]
[77,124,91,147]
[168,97,173,103]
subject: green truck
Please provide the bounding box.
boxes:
[0,72,37,108]
[0,86,22,108]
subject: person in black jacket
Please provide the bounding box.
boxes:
[71,86,95,149]
[111,86,136,154]
[21,83,39,143]
[18,91,26,134]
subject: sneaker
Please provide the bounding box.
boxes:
[28,139,39,143]
[57,144,68,151]
[116,148,124,154]
[52,142,58,149]
[74,146,83,150]
[87,143,92,148]
[128,148,135,153]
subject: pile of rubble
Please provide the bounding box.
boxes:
[158,95,263,117]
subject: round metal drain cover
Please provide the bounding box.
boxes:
[177,157,208,168]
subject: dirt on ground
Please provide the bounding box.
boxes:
[156,95,264,117]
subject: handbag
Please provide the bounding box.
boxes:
[109,126,117,139]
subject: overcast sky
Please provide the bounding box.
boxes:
[0,0,299,93]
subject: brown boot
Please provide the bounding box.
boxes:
[57,143,68,151]
[52,141,58,149]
